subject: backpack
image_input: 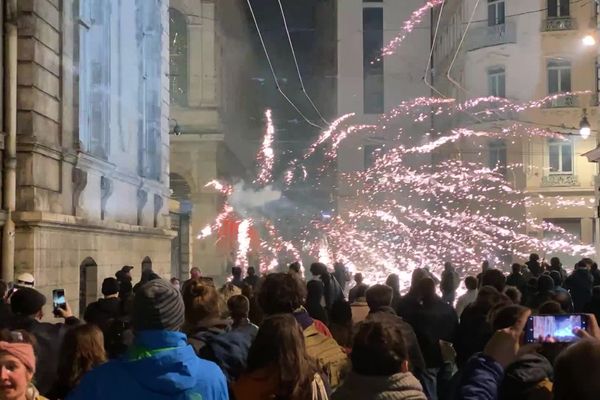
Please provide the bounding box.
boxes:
[303,324,349,390]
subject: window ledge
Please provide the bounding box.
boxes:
[542,174,579,187]
[542,17,576,32]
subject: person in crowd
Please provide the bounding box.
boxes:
[231,267,244,289]
[406,278,458,400]
[328,301,353,350]
[181,267,201,294]
[366,284,426,379]
[132,269,160,293]
[169,277,180,290]
[385,274,402,311]
[584,286,600,323]
[0,329,46,400]
[332,315,427,400]
[455,276,479,318]
[565,260,594,312]
[333,262,350,296]
[49,324,107,400]
[68,279,228,400]
[454,286,510,368]
[538,300,563,315]
[219,282,242,304]
[7,288,79,396]
[305,280,329,326]
[526,253,543,277]
[549,257,568,282]
[504,286,522,305]
[527,274,555,311]
[349,283,370,325]
[0,280,11,323]
[440,262,460,305]
[348,273,369,304]
[553,324,600,400]
[310,263,344,315]
[591,263,600,286]
[241,284,263,326]
[506,263,527,294]
[242,266,259,289]
[182,280,253,382]
[548,270,573,312]
[456,307,532,399]
[397,268,429,320]
[227,294,259,339]
[288,261,302,280]
[480,269,507,293]
[233,314,330,400]
[476,260,490,286]
[521,277,539,308]
[84,278,122,331]
[258,273,349,389]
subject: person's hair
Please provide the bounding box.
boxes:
[246,314,316,399]
[330,301,352,325]
[354,273,364,284]
[353,283,369,299]
[309,262,328,276]
[57,324,107,390]
[366,284,393,311]
[549,270,563,287]
[538,300,563,315]
[465,276,478,291]
[351,314,408,376]
[481,269,506,292]
[227,295,250,320]
[511,263,522,274]
[183,279,222,324]
[385,274,400,293]
[537,275,555,292]
[530,253,540,262]
[247,266,256,275]
[554,339,600,400]
[576,260,589,269]
[410,268,428,289]
[190,267,201,274]
[288,262,301,274]
[504,286,522,305]
[232,266,242,278]
[474,286,511,311]
[489,304,528,331]
[550,257,561,268]
[258,273,306,315]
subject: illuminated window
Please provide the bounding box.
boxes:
[169,8,188,106]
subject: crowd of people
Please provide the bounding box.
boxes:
[0,255,600,399]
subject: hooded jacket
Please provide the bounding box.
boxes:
[499,353,553,400]
[332,371,427,400]
[67,330,228,400]
[565,268,594,312]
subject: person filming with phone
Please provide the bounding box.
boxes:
[4,287,79,397]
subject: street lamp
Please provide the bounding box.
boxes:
[580,108,591,139]
[583,34,597,47]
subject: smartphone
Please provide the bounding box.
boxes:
[525,314,588,343]
[52,289,66,315]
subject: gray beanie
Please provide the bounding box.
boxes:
[133,279,185,331]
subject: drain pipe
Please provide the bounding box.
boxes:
[2,0,17,283]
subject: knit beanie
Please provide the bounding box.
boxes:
[10,288,46,316]
[133,279,184,331]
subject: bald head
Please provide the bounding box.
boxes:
[554,339,600,400]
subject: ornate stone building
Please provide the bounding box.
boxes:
[1,0,172,315]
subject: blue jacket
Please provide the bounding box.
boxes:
[68,330,228,400]
[457,353,504,400]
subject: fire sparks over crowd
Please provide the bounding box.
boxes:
[196,2,594,288]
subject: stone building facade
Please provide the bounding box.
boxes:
[5,0,173,315]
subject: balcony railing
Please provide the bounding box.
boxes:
[547,94,578,108]
[542,174,579,187]
[466,22,517,51]
[543,17,576,32]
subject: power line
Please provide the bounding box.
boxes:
[245,0,325,130]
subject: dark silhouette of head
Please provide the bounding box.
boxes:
[481,269,506,292]
[504,286,522,304]
[550,257,561,269]
[554,339,600,400]
[465,276,478,291]
[385,274,400,294]
[258,273,306,315]
[354,273,364,284]
[366,284,393,311]
[549,270,563,287]
[288,262,301,274]
[537,275,555,292]
[529,253,540,262]
[309,262,328,277]
[511,263,522,274]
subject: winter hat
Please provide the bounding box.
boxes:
[133,279,184,331]
[10,288,46,316]
[101,278,120,296]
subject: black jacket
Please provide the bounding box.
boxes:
[368,307,426,373]
[8,315,79,396]
[565,268,594,312]
[404,297,458,368]
[499,353,553,400]
[84,297,122,329]
[506,272,527,293]
[454,303,494,368]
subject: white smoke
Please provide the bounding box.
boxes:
[229,182,282,216]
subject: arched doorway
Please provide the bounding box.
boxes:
[79,257,98,317]
[141,256,153,272]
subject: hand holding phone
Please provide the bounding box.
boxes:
[52,289,67,317]
[525,314,589,343]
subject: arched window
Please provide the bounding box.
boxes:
[169,8,188,106]
[79,257,98,317]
